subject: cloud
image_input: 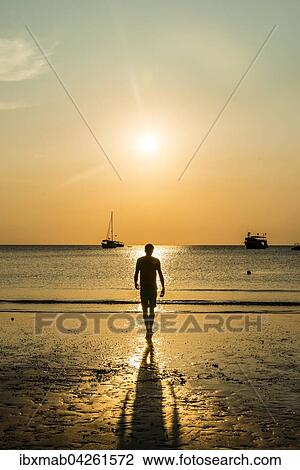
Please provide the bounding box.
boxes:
[0,100,27,110]
[0,37,46,81]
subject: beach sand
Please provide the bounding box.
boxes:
[0,311,299,449]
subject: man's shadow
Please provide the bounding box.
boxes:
[118,339,180,449]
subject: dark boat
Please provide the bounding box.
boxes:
[244,232,268,249]
[292,243,300,251]
[101,212,124,249]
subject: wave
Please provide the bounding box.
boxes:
[171,288,300,293]
[1,309,300,315]
[1,298,300,306]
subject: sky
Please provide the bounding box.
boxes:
[0,0,299,245]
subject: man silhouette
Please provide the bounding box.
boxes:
[134,244,165,337]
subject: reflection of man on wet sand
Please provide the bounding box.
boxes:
[134,244,165,338]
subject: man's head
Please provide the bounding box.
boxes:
[145,243,154,255]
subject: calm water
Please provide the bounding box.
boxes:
[0,245,299,313]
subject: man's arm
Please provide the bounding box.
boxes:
[134,259,140,289]
[157,261,165,297]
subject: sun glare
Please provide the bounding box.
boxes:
[138,134,159,154]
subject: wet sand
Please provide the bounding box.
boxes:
[0,312,299,449]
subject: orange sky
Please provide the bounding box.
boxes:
[1,0,299,244]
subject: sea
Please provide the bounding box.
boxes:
[0,245,299,314]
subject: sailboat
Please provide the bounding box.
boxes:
[101,212,124,249]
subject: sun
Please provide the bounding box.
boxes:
[138,134,159,154]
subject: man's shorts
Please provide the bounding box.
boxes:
[140,287,157,310]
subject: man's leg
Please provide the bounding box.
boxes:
[147,307,155,335]
[147,290,157,335]
[143,313,152,335]
[141,299,151,335]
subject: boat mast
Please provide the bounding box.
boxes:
[111,211,114,241]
